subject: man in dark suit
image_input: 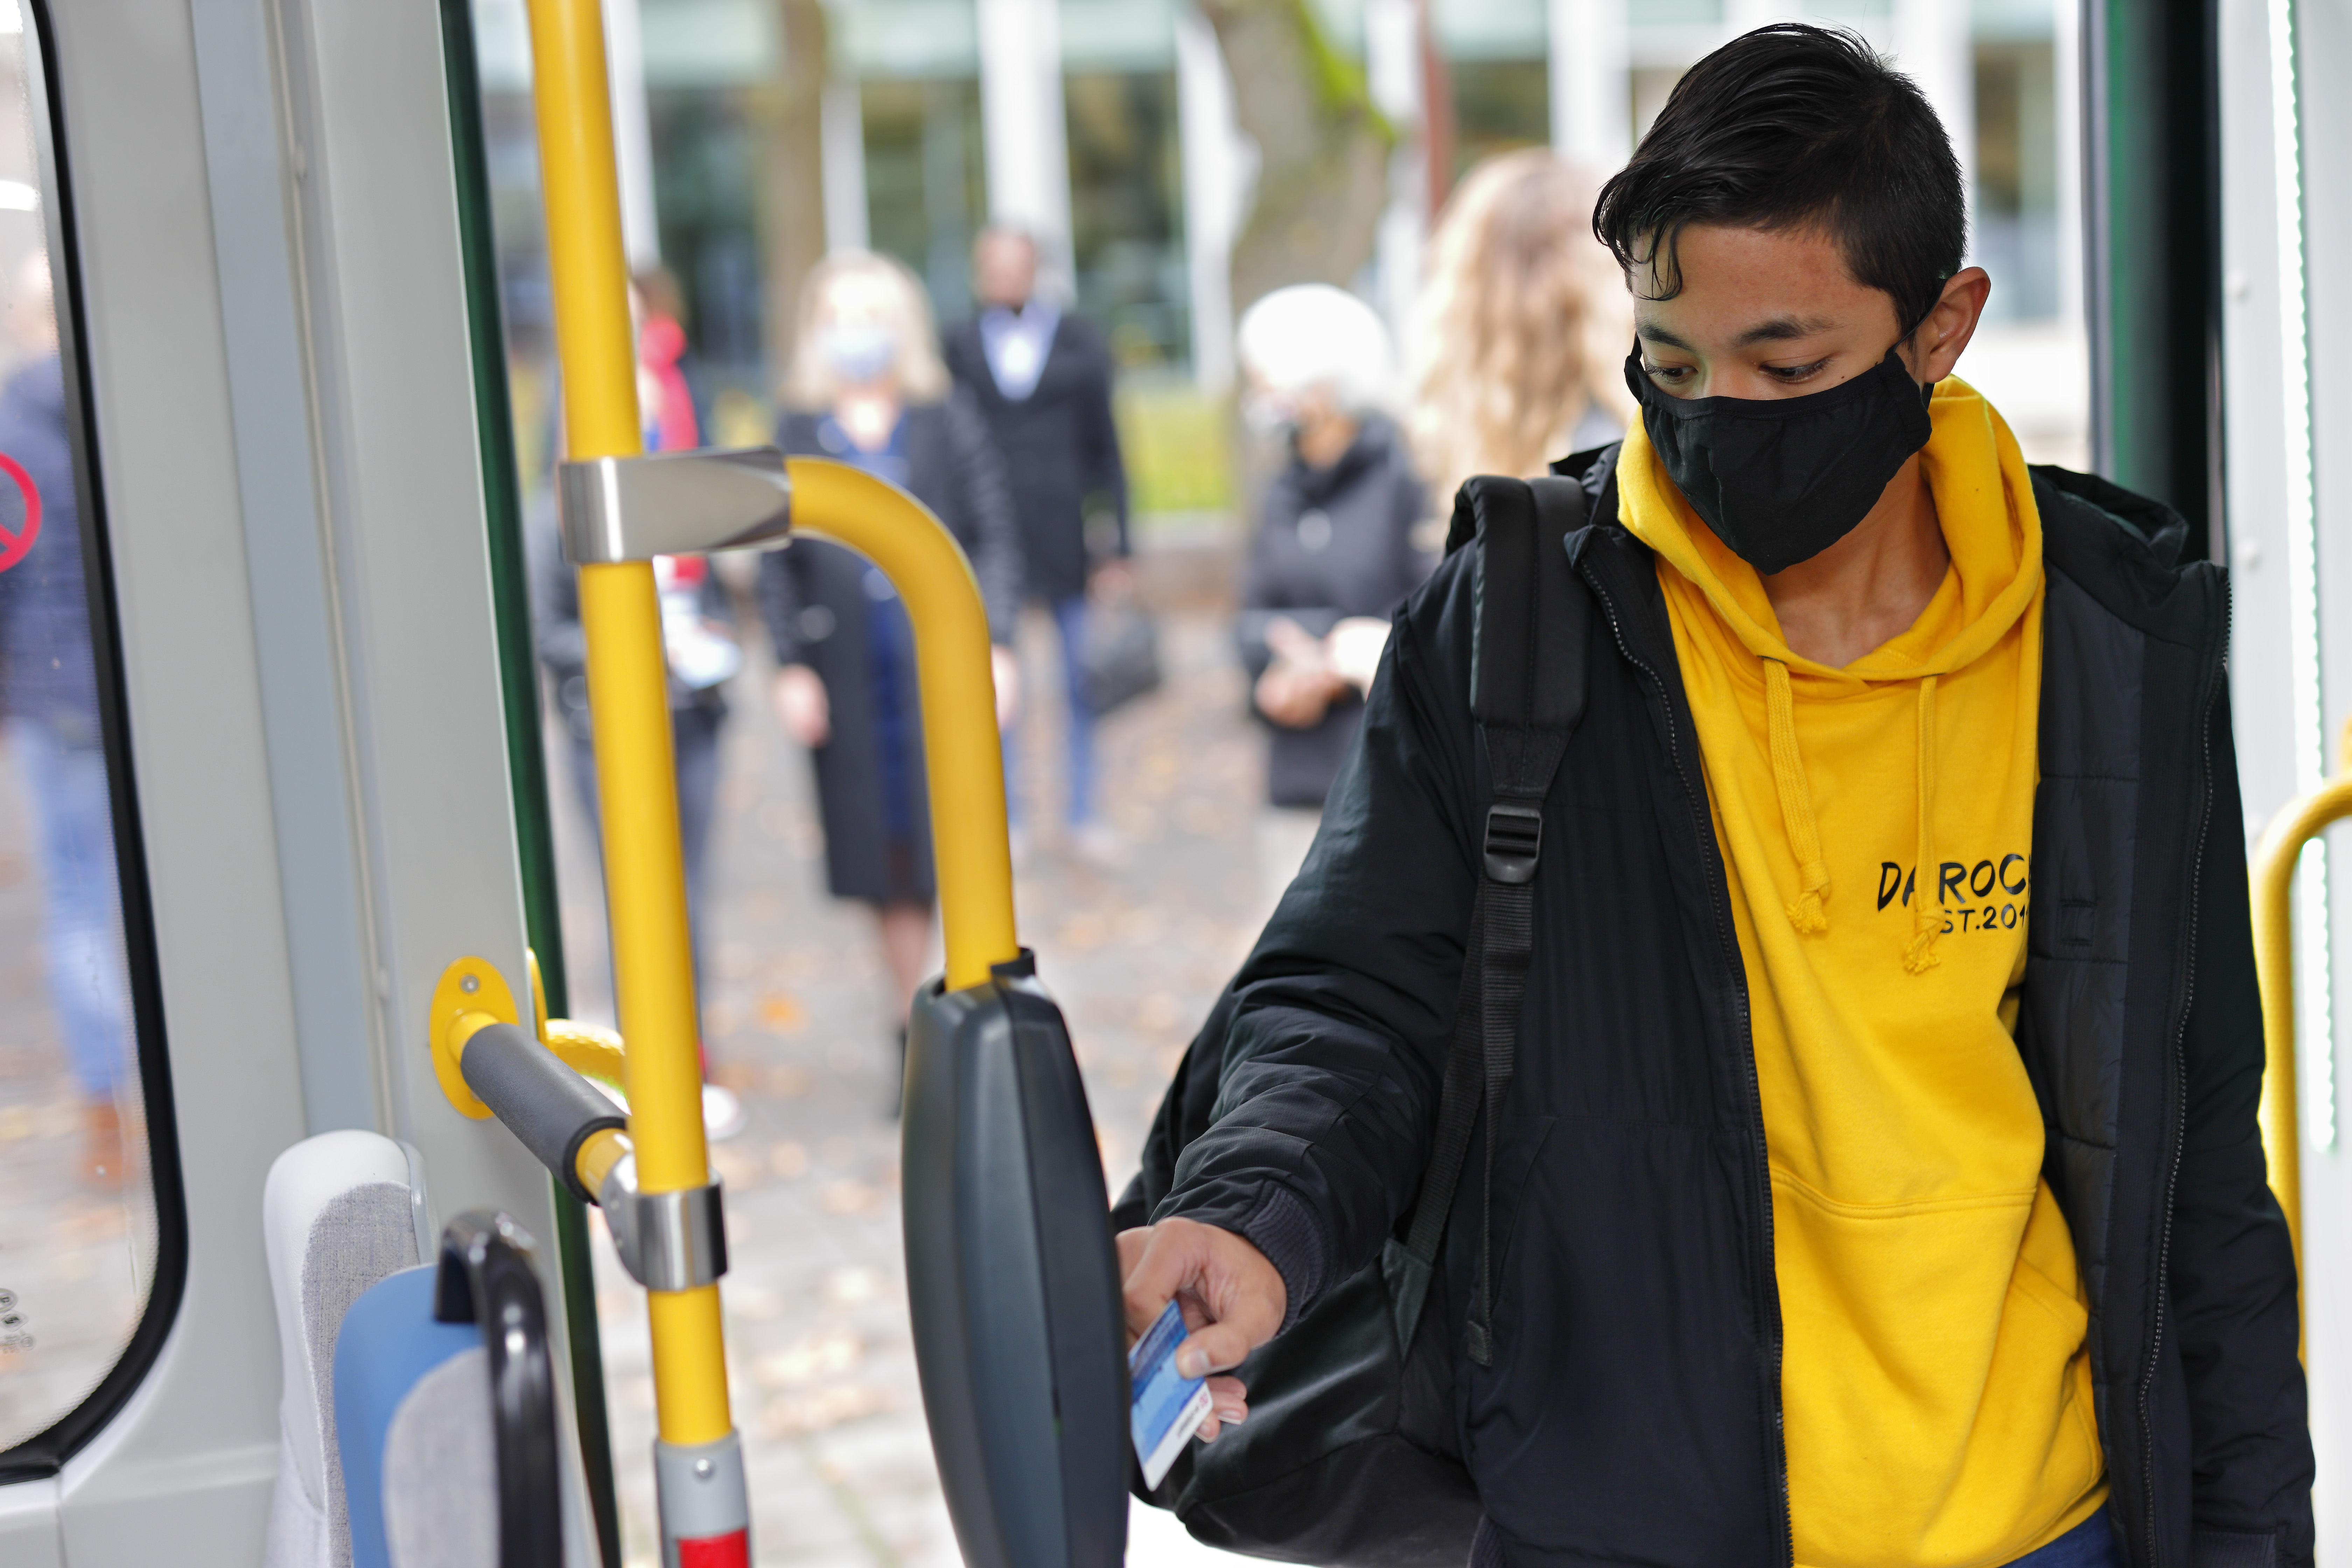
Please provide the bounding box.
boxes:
[944,226,1130,859]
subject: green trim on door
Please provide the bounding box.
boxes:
[439,2,622,1561]
[2082,0,2223,558]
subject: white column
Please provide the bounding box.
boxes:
[821,78,869,254]
[2050,0,2084,329]
[603,0,660,271]
[1547,0,1630,172]
[1175,4,1244,392]
[1894,0,1975,258]
[975,0,1076,293]
[1365,0,1423,375]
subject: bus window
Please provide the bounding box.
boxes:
[0,1,174,1463]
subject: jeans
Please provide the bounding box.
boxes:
[2005,1512,2118,1567]
[1464,1507,2117,1567]
[9,718,131,1099]
[1010,594,1096,825]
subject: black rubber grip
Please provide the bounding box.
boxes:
[460,1022,627,1203]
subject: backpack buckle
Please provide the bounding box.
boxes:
[1483,803,1543,884]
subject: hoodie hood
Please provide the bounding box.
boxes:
[1621,374,2043,686]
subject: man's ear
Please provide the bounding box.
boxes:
[1908,267,1992,383]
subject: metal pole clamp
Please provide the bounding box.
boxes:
[558,445,794,564]
[599,1153,729,1291]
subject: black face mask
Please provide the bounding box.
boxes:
[1624,344,1934,575]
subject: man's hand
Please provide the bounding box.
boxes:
[1119,1218,1286,1442]
[771,664,830,748]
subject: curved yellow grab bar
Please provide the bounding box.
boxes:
[785,457,1021,990]
[2253,718,2352,1276]
[544,1017,627,1085]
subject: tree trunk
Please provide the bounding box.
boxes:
[753,0,831,387]
[1197,0,1393,313]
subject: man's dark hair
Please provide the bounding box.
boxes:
[1592,24,1964,334]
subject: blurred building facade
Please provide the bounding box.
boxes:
[469,0,2092,507]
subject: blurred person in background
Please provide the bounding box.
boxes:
[0,255,134,1188]
[761,250,1023,1099]
[634,264,710,454]
[1410,147,1637,509]
[944,225,1132,866]
[1233,284,1429,912]
[534,279,746,1136]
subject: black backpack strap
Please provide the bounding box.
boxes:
[1385,475,1590,1366]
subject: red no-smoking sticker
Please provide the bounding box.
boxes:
[0,455,37,575]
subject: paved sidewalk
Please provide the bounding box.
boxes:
[553,604,1281,1567]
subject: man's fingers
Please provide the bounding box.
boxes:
[1121,1224,1206,1339]
[1119,1217,1286,1373]
[1115,1227,1150,1273]
[1174,1320,1256,1380]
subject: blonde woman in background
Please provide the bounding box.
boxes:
[757,250,1024,1104]
[1410,147,1638,510]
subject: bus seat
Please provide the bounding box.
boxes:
[332,1266,493,1568]
[261,1131,427,1568]
[334,1212,564,1568]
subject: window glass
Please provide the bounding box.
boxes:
[0,4,166,1457]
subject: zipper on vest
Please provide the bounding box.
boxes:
[1584,556,1795,1568]
[2136,595,2226,1568]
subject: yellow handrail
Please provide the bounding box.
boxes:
[522,0,734,1466]
[2253,716,2352,1274]
[786,458,1020,990]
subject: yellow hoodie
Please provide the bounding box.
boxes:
[1619,378,2104,1567]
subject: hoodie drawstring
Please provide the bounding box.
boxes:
[1763,660,1832,933]
[1903,675,1943,973]
[1765,660,1942,975]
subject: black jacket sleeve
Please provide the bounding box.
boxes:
[1074,326,1130,556]
[1233,484,1339,686]
[1392,466,1434,597]
[943,321,982,392]
[757,548,808,667]
[1158,551,1484,1320]
[1234,501,1286,683]
[2169,681,2315,1561]
[941,388,1025,643]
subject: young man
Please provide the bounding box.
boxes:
[1118,25,2311,1567]
[943,226,1131,859]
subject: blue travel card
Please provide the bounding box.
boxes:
[1129,1298,1214,1490]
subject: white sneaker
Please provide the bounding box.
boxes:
[702,1083,747,1142]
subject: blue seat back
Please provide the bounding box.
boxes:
[332,1266,486,1568]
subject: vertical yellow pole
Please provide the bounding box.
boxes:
[519,0,743,1548]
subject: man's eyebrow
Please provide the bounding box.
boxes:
[1634,323,1694,351]
[1733,315,1837,346]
